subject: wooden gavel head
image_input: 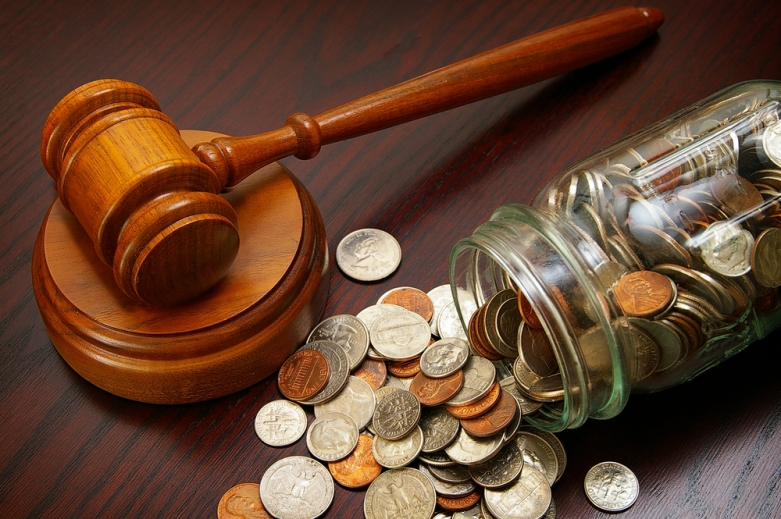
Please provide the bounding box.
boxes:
[41,79,240,306]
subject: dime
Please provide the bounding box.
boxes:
[298,341,350,405]
[306,412,359,462]
[308,314,370,370]
[372,426,424,468]
[446,381,501,419]
[255,399,307,447]
[584,461,639,512]
[484,466,551,519]
[515,431,559,486]
[314,376,376,430]
[418,450,457,467]
[260,456,334,519]
[352,358,387,390]
[218,482,270,519]
[444,427,504,465]
[364,468,436,519]
[427,463,471,484]
[420,337,470,378]
[277,349,330,401]
[370,311,431,360]
[418,462,475,497]
[446,355,496,406]
[613,270,676,318]
[459,389,517,438]
[410,369,464,407]
[418,406,460,453]
[328,433,382,488]
[372,389,421,440]
[751,227,781,287]
[468,440,523,489]
[378,286,435,322]
[336,228,402,281]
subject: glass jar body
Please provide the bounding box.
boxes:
[450,80,781,432]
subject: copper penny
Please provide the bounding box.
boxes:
[445,380,501,419]
[352,358,387,390]
[613,270,675,318]
[328,433,382,488]
[217,482,271,519]
[410,369,464,406]
[277,349,330,401]
[387,356,422,378]
[379,287,435,322]
[518,289,543,329]
[436,490,482,512]
[459,389,517,437]
[467,306,503,360]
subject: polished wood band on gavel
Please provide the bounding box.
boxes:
[40,6,663,307]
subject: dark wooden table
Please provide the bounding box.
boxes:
[3,1,781,517]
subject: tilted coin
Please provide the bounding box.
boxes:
[218,482,270,519]
[627,317,682,372]
[459,389,517,438]
[328,433,382,489]
[622,323,660,382]
[372,389,421,440]
[370,311,431,360]
[385,373,413,390]
[410,369,464,407]
[438,298,478,341]
[356,304,407,332]
[418,462,475,498]
[515,431,559,486]
[484,466,551,519]
[297,341,350,405]
[336,228,401,282]
[437,491,482,513]
[352,358,388,390]
[468,440,523,489]
[314,376,376,430]
[500,376,543,415]
[372,425,424,469]
[496,296,523,352]
[446,355,497,406]
[751,227,781,287]
[444,427,504,465]
[260,456,334,519]
[519,322,558,377]
[378,286,435,322]
[364,468,436,519]
[418,450,457,468]
[255,399,308,447]
[483,289,519,357]
[613,270,676,318]
[418,406,460,453]
[387,356,423,378]
[528,372,565,403]
[306,412,359,462]
[518,290,543,329]
[428,285,471,336]
[501,394,523,444]
[584,461,639,512]
[308,314,370,370]
[277,349,330,401]
[517,426,567,484]
[427,463,472,484]
[420,337,470,378]
[446,381,501,419]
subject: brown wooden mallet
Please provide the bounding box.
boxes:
[41,6,663,307]
[33,7,663,403]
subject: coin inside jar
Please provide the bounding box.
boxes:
[613,270,676,318]
[277,349,330,401]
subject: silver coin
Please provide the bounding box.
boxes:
[260,456,334,519]
[306,412,359,462]
[372,389,421,440]
[314,376,376,430]
[438,298,477,342]
[298,341,350,405]
[427,463,471,484]
[418,462,475,497]
[584,461,639,512]
[696,221,754,277]
[426,284,454,336]
[484,466,551,519]
[444,427,504,466]
[357,304,407,333]
[372,425,424,469]
[308,314,370,370]
[336,228,402,281]
[419,406,460,453]
[453,504,483,519]
[447,355,497,406]
[468,440,523,489]
[517,426,566,484]
[515,431,559,487]
[255,399,307,447]
[370,311,431,360]
[500,376,543,415]
[364,468,436,519]
[420,337,470,378]
[418,450,457,468]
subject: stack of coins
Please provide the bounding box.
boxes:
[242,283,566,519]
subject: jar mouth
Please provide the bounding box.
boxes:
[450,204,630,431]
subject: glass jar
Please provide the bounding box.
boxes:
[450,80,781,432]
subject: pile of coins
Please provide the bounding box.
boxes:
[244,285,569,519]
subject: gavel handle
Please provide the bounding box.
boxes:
[193,6,664,187]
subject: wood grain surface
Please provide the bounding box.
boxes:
[2,0,780,517]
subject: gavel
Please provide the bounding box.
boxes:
[41,6,663,307]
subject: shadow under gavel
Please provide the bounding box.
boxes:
[41,6,663,307]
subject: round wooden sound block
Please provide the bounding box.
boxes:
[32,131,329,404]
